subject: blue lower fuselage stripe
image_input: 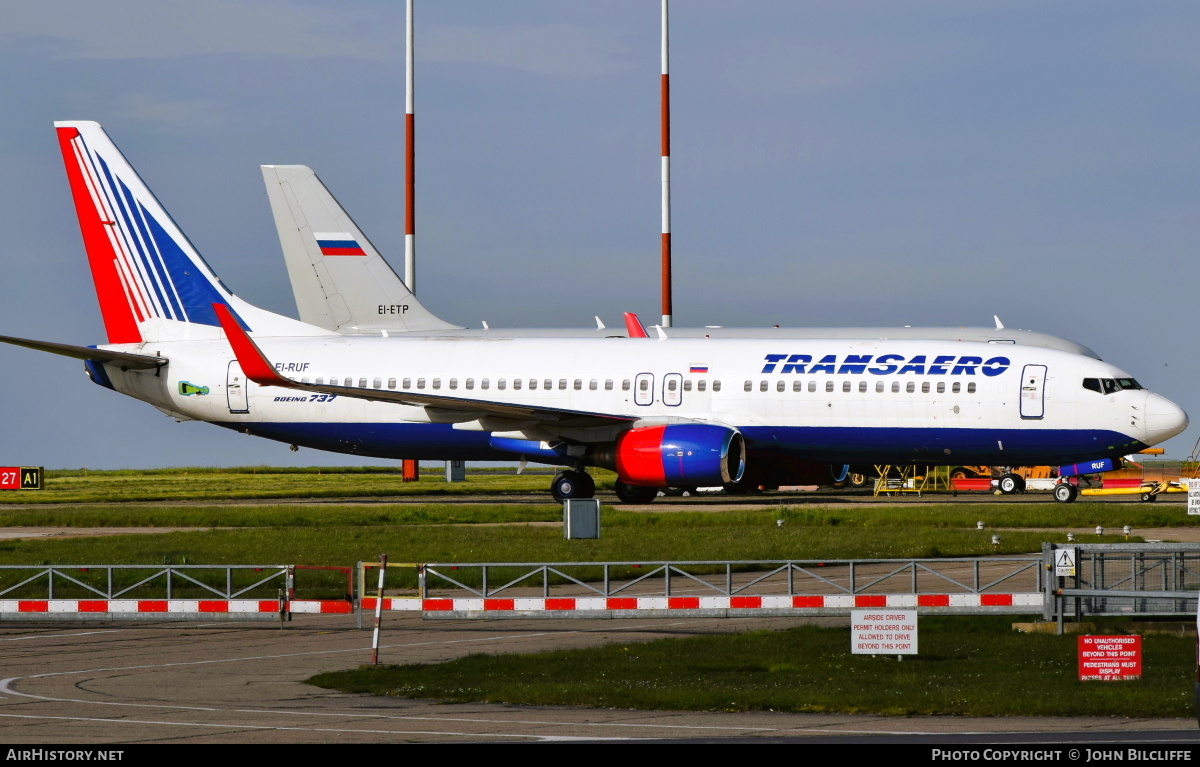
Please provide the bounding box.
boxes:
[214,422,1142,467]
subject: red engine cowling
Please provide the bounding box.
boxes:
[611,424,745,487]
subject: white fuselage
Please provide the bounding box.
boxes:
[97,334,1186,471]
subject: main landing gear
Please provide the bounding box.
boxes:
[550,470,595,501]
[1053,482,1079,504]
[614,481,658,504]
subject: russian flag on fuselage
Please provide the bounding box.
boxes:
[314,232,367,256]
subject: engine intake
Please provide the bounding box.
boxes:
[609,424,745,487]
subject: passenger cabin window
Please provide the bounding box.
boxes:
[681,380,689,392]
[481,378,490,390]
[906,382,915,393]
[574,379,583,390]
[590,380,598,390]
[697,380,707,392]
[876,381,884,393]
[316,377,325,385]
[560,379,569,390]
[449,378,458,390]
[416,378,426,389]
[858,381,867,393]
[358,378,368,388]
[968,382,976,394]
[512,379,522,390]
[793,381,803,392]
[760,381,769,392]
[842,381,851,393]
[892,381,900,393]
[712,381,722,392]
[329,377,338,386]
[826,381,834,393]
[387,378,396,389]
[808,381,817,393]
[744,381,752,392]
[921,382,930,393]
[302,377,310,384]
[952,382,960,393]
[466,378,475,390]
[936,382,945,393]
[527,379,536,390]
[498,379,507,390]
[777,380,785,392]
[372,378,382,389]
[545,379,553,390]
[432,378,441,390]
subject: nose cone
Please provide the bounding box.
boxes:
[1144,393,1189,445]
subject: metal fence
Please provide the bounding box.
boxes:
[0,564,291,601]
[1044,543,1200,630]
[417,556,1045,602]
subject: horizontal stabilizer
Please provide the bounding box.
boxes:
[0,333,165,369]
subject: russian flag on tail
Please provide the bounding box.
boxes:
[314,232,367,256]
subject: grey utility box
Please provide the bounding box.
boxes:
[563,499,601,539]
[444,460,466,482]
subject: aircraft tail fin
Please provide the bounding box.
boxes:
[55,121,325,343]
[261,164,461,334]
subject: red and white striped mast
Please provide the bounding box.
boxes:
[401,0,419,483]
[660,0,673,328]
[404,0,416,294]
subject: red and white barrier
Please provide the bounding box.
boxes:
[361,593,1041,613]
[0,599,352,616]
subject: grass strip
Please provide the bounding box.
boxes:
[309,616,1195,717]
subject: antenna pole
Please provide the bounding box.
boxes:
[404,0,416,294]
[660,0,672,328]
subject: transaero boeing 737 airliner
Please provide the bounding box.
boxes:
[0,122,1187,504]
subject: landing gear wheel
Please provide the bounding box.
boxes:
[662,487,686,496]
[998,473,1026,495]
[848,473,868,488]
[551,470,594,500]
[1053,483,1078,503]
[614,481,659,504]
[1140,492,1158,502]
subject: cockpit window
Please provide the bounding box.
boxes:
[1083,377,1143,394]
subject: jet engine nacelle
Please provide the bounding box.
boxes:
[602,424,745,487]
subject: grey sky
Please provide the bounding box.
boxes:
[1,1,1197,469]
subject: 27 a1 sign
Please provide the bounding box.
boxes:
[0,467,43,490]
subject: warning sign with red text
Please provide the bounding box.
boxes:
[851,610,917,655]
[1078,635,1142,680]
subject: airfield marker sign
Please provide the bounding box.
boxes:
[0,467,42,490]
[1189,480,1200,515]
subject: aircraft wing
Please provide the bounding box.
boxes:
[0,333,166,370]
[214,305,635,429]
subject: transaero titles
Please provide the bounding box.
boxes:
[761,353,1012,377]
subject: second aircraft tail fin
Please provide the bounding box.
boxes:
[261,164,461,334]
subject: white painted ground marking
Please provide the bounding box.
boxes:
[0,620,801,735]
[0,630,127,642]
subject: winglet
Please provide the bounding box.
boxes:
[213,303,290,386]
[993,315,1005,330]
[624,312,649,338]
[595,316,606,330]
